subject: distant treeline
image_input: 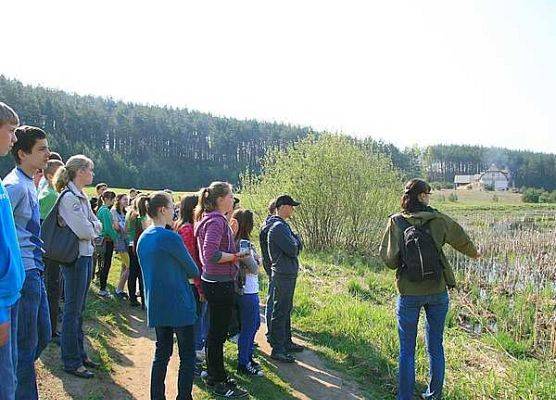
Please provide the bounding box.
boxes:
[1,76,554,190]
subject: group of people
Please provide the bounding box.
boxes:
[0,99,481,400]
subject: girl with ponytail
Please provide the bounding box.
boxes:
[193,182,249,398]
[136,191,199,400]
[54,155,103,379]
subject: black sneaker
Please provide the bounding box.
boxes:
[271,351,295,363]
[204,376,237,388]
[287,343,304,353]
[129,299,141,307]
[237,362,264,377]
[212,381,248,398]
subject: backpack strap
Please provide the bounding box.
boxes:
[392,214,412,232]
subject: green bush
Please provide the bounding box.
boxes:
[240,134,401,255]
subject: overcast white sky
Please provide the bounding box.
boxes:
[1,0,555,153]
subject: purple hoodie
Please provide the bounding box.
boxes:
[194,211,238,282]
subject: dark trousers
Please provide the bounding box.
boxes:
[228,293,241,338]
[151,325,195,400]
[98,239,114,291]
[44,257,62,336]
[270,274,297,353]
[201,280,235,383]
[127,246,144,304]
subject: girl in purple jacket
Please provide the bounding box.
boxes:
[194,182,249,398]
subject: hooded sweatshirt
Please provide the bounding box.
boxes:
[259,215,281,277]
[379,206,478,295]
[194,211,237,282]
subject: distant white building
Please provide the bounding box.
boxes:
[479,165,510,191]
[454,165,510,191]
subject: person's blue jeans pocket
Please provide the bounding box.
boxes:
[16,268,51,400]
[396,292,449,400]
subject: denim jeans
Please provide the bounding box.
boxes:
[237,293,261,366]
[0,303,18,400]
[60,256,92,371]
[151,325,195,400]
[191,284,209,352]
[270,275,296,353]
[265,276,275,341]
[44,257,61,336]
[16,268,51,400]
[396,291,449,400]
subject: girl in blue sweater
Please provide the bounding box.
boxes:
[137,191,199,400]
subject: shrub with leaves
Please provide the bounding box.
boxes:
[240,134,402,255]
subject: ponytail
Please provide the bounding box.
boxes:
[401,178,431,212]
[53,166,71,193]
[137,191,172,219]
[193,181,232,222]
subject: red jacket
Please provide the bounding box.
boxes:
[177,223,204,296]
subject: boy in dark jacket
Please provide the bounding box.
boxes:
[267,195,304,363]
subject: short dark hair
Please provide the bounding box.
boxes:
[101,190,116,201]
[11,125,47,164]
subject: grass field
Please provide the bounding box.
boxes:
[75,185,555,399]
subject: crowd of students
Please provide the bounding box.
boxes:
[1,100,481,400]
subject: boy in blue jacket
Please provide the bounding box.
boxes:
[0,102,25,400]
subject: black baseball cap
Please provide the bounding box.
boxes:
[275,195,301,208]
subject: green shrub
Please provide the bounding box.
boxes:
[448,193,458,202]
[240,134,401,255]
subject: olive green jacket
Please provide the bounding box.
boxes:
[379,208,478,295]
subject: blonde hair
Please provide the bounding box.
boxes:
[0,102,19,126]
[53,154,94,193]
[194,181,232,221]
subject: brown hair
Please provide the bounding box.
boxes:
[115,193,128,214]
[137,191,172,219]
[268,199,276,215]
[194,181,232,222]
[44,159,64,179]
[179,195,198,226]
[101,190,116,201]
[232,209,254,241]
[401,178,432,212]
[0,102,19,126]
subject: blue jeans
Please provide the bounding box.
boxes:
[17,269,51,400]
[60,256,92,371]
[151,325,195,400]
[396,291,449,400]
[265,276,275,340]
[194,301,209,352]
[0,303,18,400]
[238,293,261,366]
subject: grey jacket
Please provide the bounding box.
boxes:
[58,182,102,257]
[268,217,302,277]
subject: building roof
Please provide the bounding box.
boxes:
[454,175,472,184]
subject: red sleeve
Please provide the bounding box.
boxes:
[178,225,204,296]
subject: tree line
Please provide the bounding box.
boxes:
[1,76,554,190]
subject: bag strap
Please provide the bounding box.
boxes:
[392,214,412,232]
[49,189,72,219]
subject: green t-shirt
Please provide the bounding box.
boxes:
[97,205,118,241]
[126,213,146,243]
[38,185,58,220]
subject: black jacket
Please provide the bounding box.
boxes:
[259,215,280,277]
[266,216,302,277]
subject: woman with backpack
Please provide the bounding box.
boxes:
[380,178,481,400]
[194,182,249,398]
[53,155,102,379]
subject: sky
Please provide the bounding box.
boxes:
[1,0,555,153]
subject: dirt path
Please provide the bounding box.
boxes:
[37,306,367,399]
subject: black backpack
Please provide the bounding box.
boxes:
[393,215,443,282]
